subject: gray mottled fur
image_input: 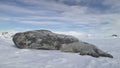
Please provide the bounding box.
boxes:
[60,42,113,58]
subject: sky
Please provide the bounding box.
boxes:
[0,0,120,36]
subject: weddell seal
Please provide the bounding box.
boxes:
[13,30,113,58]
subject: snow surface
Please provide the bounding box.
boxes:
[0,37,120,68]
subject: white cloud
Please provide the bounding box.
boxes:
[0,3,34,14]
[20,20,63,25]
[104,0,120,12]
[17,0,70,12]
[61,6,88,16]
[0,0,120,35]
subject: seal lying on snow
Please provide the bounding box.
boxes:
[13,30,113,58]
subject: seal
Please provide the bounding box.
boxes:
[12,30,113,58]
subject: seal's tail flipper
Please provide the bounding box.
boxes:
[95,48,113,58]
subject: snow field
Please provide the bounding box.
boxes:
[0,38,120,68]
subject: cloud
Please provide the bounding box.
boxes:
[104,0,120,13]
[0,3,35,16]
[0,0,120,35]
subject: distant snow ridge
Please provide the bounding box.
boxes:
[0,32,16,39]
[55,31,120,39]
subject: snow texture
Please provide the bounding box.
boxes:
[0,37,120,68]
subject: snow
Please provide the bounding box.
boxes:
[0,37,120,68]
[0,32,16,40]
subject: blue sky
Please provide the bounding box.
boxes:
[0,0,120,35]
